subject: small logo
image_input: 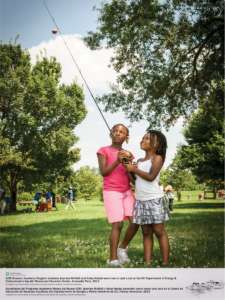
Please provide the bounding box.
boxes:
[6,272,9,276]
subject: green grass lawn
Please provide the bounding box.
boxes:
[0,191,224,268]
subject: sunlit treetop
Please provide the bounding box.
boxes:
[84,0,224,129]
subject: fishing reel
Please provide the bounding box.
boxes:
[123,151,136,181]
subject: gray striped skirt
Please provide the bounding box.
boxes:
[133,196,171,225]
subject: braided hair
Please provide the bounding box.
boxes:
[147,130,167,165]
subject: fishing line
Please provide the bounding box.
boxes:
[43,1,122,151]
[44,2,136,180]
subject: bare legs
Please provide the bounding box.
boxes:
[110,221,123,261]
[110,217,139,261]
[119,216,139,249]
[152,223,170,266]
[140,223,170,265]
[119,218,154,264]
[116,221,170,265]
[141,224,154,264]
[109,219,170,265]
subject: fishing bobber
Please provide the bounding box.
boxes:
[52,28,57,34]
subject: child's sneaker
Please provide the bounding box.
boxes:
[106,259,123,267]
[117,245,130,263]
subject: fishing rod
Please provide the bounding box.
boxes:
[43,2,121,148]
[43,2,136,179]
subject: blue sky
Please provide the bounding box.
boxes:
[1,0,185,171]
[1,0,101,48]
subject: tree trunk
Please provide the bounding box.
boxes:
[213,185,217,199]
[9,172,17,212]
[177,189,182,201]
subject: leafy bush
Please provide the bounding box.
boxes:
[20,192,33,201]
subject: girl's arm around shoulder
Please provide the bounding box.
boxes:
[123,155,163,182]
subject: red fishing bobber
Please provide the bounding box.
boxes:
[52,29,57,34]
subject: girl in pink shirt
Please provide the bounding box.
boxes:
[97,124,138,267]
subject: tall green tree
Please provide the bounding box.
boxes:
[160,168,203,191]
[159,168,170,189]
[84,0,223,129]
[167,153,191,201]
[75,166,102,201]
[0,39,87,211]
[177,80,224,198]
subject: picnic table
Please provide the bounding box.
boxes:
[18,202,34,206]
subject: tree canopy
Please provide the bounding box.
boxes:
[84,0,224,129]
[75,166,102,201]
[177,80,224,188]
[0,39,87,211]
[160,167,202,192]
[166,153,193,201]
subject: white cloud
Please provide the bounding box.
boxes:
[29,34,117,90]
[87,106,95,113]
[28,35,186,171]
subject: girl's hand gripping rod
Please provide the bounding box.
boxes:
[44,2,136,181]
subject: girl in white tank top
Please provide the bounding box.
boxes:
[122,130,171,267]
[135,158,164,201]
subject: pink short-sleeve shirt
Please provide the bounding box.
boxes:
[97,146,135,192]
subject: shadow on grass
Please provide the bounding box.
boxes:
[0,215,111,241]
[1,209,224,242]
[0,205,224,269]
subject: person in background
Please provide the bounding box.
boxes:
[0,188,6,215]
[33,190,43,213]
[43,191,52,207]
[65,186,76,210]
[165,182,175,211]
[4,195,10,213]
[50,188,59,211]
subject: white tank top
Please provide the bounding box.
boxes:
[135,158,164,201]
